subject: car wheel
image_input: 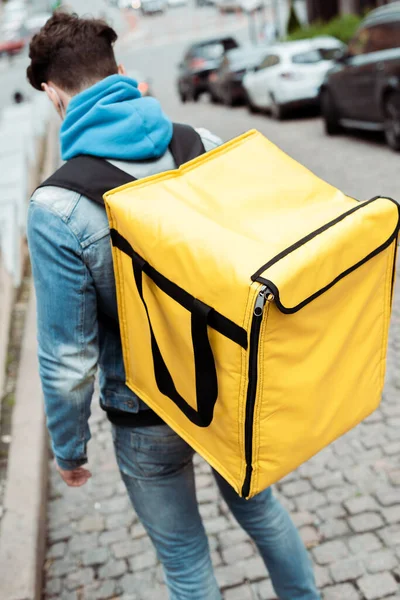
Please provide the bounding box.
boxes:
[223,88,235,107]
[321,89,341,136]
[245,92,259,114]
[384,93,400,152]
[179,91,187,103]
[269,94,285,120]
[210,91,220,104]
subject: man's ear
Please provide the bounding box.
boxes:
[42,83,60,113]
[42,82,66,119]
[118,64,127,76]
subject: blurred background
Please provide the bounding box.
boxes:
[0,0,399,289]
[0,2,399,599]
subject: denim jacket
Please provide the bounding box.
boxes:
[28,129,221,470]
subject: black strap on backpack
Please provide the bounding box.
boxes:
[37,123,206,204]
[37,123,206,428]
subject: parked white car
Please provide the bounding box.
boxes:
[243,37,344,119]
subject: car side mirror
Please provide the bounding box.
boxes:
[335,49,351,63]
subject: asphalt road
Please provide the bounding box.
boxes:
[117,5,400,202]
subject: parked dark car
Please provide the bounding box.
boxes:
[208,46,268,106]
[177,36,239,102]
[321,2,400,151]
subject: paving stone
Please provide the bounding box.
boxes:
[312,472,344,491]
[365,550,398,573]
[89,483,115,500]
[105,511,135,530]
[59,591,80,600]
[47,542,67,559]
[215,564,246,589]
[384,442,400,456]
[241,557,267,582]
[211,550,223,567]
[389,470,400,486]
[291,511,315,528]
[195,473,214,488]
[314,565,332,588]
[254,579,277,600]
[84,579,116,600]
[118,538,154,561]
[313,540,349,565]
[296,491,327,511]
[131,521,147,539]
[129,549,158,571]
[199,502,219,519]
[319,519,350,540]
[48,525,73,544]
[99,527,129,546]
[280,479,312,497]
[98,558,127,579]
[196,486,219,503]
[46,558,78,578]
[317,505,347,520]
[345,495,380,515]
[205,516,231,535]
[300,526,321,548]
[118,572,167,599]
[322,583,360,600]
[326,486,359,504]
[357,573,398,600]
[383,506,400,524]
[222,541,254,564]
[65,567,95,591]
[378,525,400,547]
[45,577,62,596]
[82,546,109,566]
[376,489,400,506]
[97,495,130,515]
[224,584,255,600]
[78,514,105,533]
[68,532,98,554]
[348,512,384,533]
[329,558,365,583]
[219,528,250,547]
[348,533,382,554]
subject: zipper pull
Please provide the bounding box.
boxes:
[254,287,267,317]
[254,286,274,317]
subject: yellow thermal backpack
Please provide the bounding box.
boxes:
[40,126,400,498]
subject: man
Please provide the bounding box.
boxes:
[27,12,320,600]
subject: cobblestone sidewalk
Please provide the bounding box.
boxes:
[43,264,400,600]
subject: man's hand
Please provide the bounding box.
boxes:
[56,463,92,487]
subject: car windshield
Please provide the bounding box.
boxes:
[197,43,225,60]
[194,38,237,59]
[292,47,339,64]
[228,48,266,71]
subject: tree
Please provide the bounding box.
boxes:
[306,0,339,22]
[287,0,302,33]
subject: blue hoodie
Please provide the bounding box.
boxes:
[60,74,173,161]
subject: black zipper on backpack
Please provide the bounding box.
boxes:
[242,285,273,498]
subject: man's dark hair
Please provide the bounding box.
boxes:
[27,12,119,94]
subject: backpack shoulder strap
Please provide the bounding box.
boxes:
[37,154,135,206]
[36,123,206,206]
[169,123,206,167]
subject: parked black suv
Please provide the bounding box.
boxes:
[177,37,239,102]
[321,2,400,151]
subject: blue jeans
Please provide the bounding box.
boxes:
[112,423,320,600]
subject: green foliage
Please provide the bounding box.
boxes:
[286,13,363,44]
[287,1,302,35]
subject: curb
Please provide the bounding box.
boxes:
[0,118,59,600]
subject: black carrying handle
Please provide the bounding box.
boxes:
[132,254,218,428]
